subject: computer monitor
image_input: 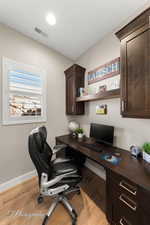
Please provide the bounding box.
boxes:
[90,123,114,145]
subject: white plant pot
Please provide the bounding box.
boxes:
[143,151,150,163]
[78,133,84,139]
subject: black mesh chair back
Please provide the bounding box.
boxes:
[28,127,53,184]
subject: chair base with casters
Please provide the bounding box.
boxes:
[41,189,80,225]
[39,172,81,225]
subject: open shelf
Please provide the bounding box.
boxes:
[76,88,120,102]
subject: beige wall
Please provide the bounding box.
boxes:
[76,33,150,151]
[0,23,72,184]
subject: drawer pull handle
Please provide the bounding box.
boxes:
[120,218,125,225]
[120,218,130,225]
[119,195,137,211]
[119,181,137,196]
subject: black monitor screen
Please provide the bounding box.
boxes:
[90,123,114,145]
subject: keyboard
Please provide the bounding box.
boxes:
[81,143,103,153]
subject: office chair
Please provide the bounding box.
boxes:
[28,127,82,225]
[38,126,73,164]
[39,126,86,167]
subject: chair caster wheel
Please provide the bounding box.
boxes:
[42,215,48,225]
[37,196,44,204]
[72,209,77,225]
[72,209,78,218]
[72,219,77,225]
[77,190,81,195]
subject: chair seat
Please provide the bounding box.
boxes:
[53,162,77,176]
[50,176,81,189]
[53,157,72,164]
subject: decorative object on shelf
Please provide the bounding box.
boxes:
[97,85,107,94]
[143,142,150,163]
[77,87,88,97]
[109,78,120,90]
[77,87,84,97]
[75,128,84,139]
[87,57,120,85]
[96,104,107,115]
[76,89,120,102]
[130,145,141,158]
[68,121,79,136]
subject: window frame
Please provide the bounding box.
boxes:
[2,57,47,125]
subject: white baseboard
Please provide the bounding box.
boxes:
[0,170,37,193]
[85,160,106,180]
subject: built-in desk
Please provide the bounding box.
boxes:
[56,134,150,225]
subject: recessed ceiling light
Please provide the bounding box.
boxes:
[46,13,56,26]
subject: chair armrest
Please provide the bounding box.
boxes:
[41,170,77,188]
[52,144,67,154]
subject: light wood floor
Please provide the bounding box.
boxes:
[0,177,109,225]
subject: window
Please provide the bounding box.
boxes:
[2,57,47,124]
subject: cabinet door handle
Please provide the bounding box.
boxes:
[119,194,137,211]
[119,181,137,196]
[121,100,125,112]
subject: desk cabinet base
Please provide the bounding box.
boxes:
[106,170,150,225]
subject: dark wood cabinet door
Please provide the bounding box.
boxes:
[65,64,85,115]
[66,74,75,114]
[120,24,150,118]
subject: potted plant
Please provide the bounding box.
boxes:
[143,142,150,163]
[75,128,84,139]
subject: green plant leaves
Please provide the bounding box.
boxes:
[75,128,84,134]
[143,142,150,155]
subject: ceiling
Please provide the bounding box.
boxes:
[0,0,149,60]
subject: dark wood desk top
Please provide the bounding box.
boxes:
[56,134,150,191]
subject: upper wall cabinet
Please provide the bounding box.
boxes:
[64,64,85,115]
[116,8,150,118]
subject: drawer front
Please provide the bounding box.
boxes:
[114,195,138,225]
[107,179,138,225]
[116,217,133,225]
[109,171,138,199]
[118,193,137,212]
[107,170,138,225]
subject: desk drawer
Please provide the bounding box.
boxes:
[107,170,138,225]
[114,193,138,225]
[108,171,137,198]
